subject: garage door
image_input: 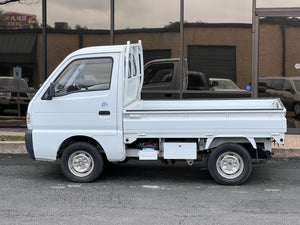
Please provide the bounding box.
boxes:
[143,49,171,64]
[188,46,236,82]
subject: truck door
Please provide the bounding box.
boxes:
[32,54,124,160]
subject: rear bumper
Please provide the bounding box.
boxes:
[25,130,35,160]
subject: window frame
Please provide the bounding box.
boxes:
[52,57,114,97]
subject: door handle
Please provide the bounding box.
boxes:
[99,111,110,115]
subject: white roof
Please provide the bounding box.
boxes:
[68,44,127,58]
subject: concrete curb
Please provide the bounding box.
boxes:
[272,148,300,159]
[0,141,300,159]
[0,117,26,128]
[0,141,27,154]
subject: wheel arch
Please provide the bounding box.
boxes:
[56,135,106,159]
[206,137,257,150]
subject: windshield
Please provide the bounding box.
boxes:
[211,79,239,90]
[0,78,28,90]
[293,80,300,92]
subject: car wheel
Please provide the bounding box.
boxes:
[61,142,104,182]
[294,103,300,119]
[208,144,252,185]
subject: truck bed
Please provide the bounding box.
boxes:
[123,98,286,144]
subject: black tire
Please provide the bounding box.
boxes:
[208,144,252,185]
[294,103,300,119]
[61,142,104,182]
[20,105,28,116]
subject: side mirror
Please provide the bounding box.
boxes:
[42,82,55,100]
[286,88,295,94]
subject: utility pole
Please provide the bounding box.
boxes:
[42,0,47,82]
[179,0,184,99]
[251,0,259,98]
[110,0,115,45]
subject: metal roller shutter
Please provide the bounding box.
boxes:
[143,49,171,64]
[188,45,237,82]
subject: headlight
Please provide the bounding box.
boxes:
[26,113,31,125]
[0,92,10,98]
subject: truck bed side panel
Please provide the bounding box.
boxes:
[123,99,286,145]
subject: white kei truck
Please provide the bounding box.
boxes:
[25,41,287,185]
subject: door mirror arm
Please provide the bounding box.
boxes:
[285,88,295,94]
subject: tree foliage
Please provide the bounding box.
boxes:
[164,20,205,29]
[74,24,88,30]
[260,17,300,26]
[0,10,6,28]
[0,0,20,5]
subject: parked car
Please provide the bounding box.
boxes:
[0,76,35,115]
[259,77,300,118]
[209,78,242,91]
[0,88,10,105]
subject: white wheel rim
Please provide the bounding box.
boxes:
[216,152,244,179]
[68,151,94,177]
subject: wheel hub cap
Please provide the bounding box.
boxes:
[216,152,244,179]
[68,151,94,177]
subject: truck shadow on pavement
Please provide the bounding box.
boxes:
[99,161,213,184]
[31,158,214,184]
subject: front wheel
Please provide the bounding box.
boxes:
[208,144,252,185]
[61,142,104,182]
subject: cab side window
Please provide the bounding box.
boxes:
[270,79,284,91]
[54,58,113,95]
[283,80,293,92]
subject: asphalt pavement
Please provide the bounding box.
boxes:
[0,155,299,225]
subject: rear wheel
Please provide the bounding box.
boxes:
[294,103,300,119]
[208,144,252,185]
[61,142,104,182]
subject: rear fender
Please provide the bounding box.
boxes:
[205,137,257,150]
